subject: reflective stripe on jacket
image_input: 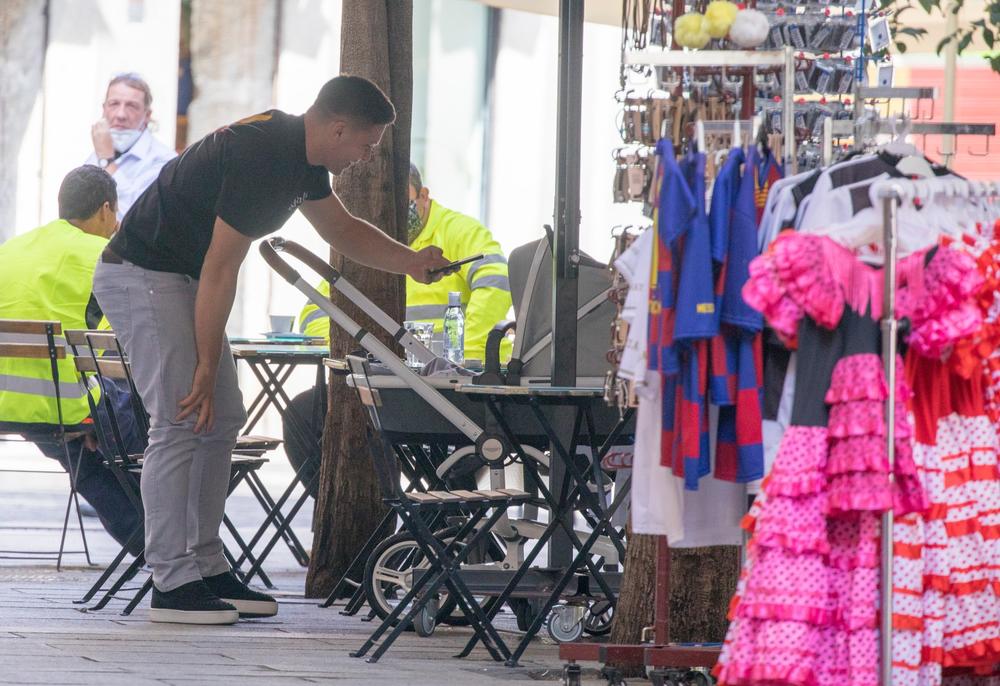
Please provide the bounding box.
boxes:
[299,201,513,362]
[0,220,105,425]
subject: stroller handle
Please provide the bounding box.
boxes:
[261,237,435,364]
[260,237,342,287]
[259,236,483,441]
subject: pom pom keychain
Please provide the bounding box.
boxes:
[675,12,711,49]
[705,0,739,38]
[729,8,769,48]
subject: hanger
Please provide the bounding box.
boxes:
[882,116,936,178]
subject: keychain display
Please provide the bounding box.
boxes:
[612,147,655,204]
[603,227,645,412]
[762,16,861,51]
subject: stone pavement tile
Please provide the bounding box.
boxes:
[0,656,128,672]
[0,673,157,686]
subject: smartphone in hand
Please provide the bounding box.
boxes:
[428,253,484,276]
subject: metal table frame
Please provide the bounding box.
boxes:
[453,383,634,666]
[231,342,329,581]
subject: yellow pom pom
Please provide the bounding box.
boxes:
[674,12,710,49]
[704,0,739,38]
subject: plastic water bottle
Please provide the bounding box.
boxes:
[443,291,465,365]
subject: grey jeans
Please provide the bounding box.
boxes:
[93,258,247,592]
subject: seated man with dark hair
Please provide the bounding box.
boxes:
[0,165,146,554]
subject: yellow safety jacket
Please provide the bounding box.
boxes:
[300,201,513,362]
[0,220,105,425]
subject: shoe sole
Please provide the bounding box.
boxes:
[223,598,279,618]
[149,608,239,625]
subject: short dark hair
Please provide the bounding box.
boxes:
[409,163,423,192]
[312,75,395,126]
[107,72,153,109]
[58,166,118,220]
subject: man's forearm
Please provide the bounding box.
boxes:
[326,215,416,274]
[193,270,239,376]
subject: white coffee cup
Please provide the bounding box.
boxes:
[269,314,295,334]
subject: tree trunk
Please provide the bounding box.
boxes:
[609,527,656,649]
[0,0,46,239]
[609,527,740,678]
[668,545,740,642]
[304,0,412,598]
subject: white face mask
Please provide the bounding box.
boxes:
[110,128,143,153]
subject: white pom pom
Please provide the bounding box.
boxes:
[729,9,769,48]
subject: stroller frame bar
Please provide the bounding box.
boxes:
[260,238,483,443]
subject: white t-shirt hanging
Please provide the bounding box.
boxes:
[631,373,686,541]
[615,228,654,384]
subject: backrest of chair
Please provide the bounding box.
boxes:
[64,329,118,351]
[65,330,145,469]
[0,319,70,428]
[0,320,65,359]
[64,330,143,422]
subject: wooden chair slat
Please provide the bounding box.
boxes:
[406,492,442,503]
[425,490,464,503]
[0,343,65,359]
[0,320,62,335]
[65,329,119,349]
[72,356,128,380]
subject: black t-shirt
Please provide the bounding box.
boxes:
[110,110,332,278]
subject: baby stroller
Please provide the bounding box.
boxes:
[260,237,632,662]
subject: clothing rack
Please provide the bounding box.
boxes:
[562,46,799,686]
[873,176,1000,686]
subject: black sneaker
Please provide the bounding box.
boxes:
[150,580,239,625]
[203,571,278,618]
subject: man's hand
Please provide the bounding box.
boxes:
[176,363,217,434]
[408,245,454,284]
[92,118,115,160]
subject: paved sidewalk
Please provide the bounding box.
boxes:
[0,567,597,685]
[0,445,610,685]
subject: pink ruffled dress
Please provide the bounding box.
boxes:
[892,244,1000,686]
[716,233,952,686]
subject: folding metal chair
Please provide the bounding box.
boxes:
[66,330,277,614]
[347,355,528,664]
[0,319,94,568]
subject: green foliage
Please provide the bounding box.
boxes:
[884,0,1000,73]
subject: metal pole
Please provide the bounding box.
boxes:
[549,0,584,568]
[552,0,584,381]
[782,45,796,173]
[942,0,959,167]
[879,186,901,686]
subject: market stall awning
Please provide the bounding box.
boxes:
[473,0,619,26]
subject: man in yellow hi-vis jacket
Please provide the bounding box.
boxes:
[290,165,512,495]
[0,166,144,553]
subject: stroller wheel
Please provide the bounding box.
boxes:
[583,599,615,636]
[510,597,543,632]
[363,529,459,625]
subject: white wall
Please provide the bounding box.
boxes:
[416,0,489,219]
[249,0,344,340]
[487,10,647,264]
[38,0,179,226]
